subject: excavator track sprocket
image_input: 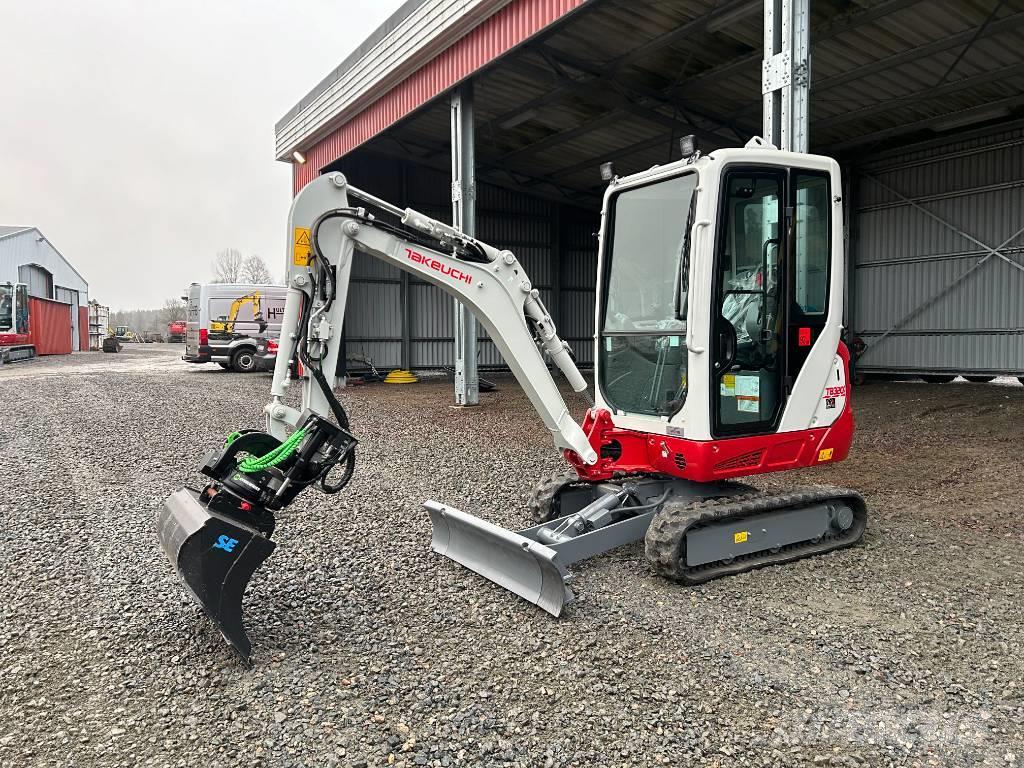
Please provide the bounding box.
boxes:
[645,485,867,584]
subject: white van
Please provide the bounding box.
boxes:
[182,283,288,372]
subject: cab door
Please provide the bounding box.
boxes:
[709,167,836,438]
[710,169,786,436]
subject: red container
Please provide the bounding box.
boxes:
[79,306,89,351]
[28,297,73,356]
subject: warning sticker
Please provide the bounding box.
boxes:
[293,227,311,266]
[720,373,736,396]
[735,375,760,414]
[818,448,834,462]
[734,531,749,544]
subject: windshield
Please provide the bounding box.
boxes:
[603,172,698,334]
[600,172,698,417]
[0,285,11,331]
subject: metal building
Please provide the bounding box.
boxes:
[275,0,1024,393]
[0,226,91,352]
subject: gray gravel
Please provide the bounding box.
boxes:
[1,344,1022,767]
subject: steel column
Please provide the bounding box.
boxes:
[451,83,479,405]
[762,0,810,152]
[399,161,411,370]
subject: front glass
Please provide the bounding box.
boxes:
[0,285,12,332]
[600,172,698,417]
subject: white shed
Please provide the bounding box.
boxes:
[0,226,90,351]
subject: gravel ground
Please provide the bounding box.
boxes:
[1,344,1022,768]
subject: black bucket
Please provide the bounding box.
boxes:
[157,488,275,664]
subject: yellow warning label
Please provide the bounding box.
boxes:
[293,227,311,266]
[734,531,748,544]
[720,373,735,396]
[818,448,834,462]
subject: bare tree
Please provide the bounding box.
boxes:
[212,248,243,283]
[161,297,186,325]
[241,254,274,284]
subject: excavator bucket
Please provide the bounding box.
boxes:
[425,501,574,616]
[156,488,275,664]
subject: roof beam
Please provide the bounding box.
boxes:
[722,8,1024,122]
[365,136,597,206]
[814,9,1024,94]
[500,108,630,162]
[680,0,926,93]
[532,49,754,141]
[823,93,1024,152]
[546,132,676,181]
[492,57,749,147]
[482,0,761,134]
[813,61,1024,133]
[603,0,759,73]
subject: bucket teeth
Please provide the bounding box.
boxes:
[426,500,573,616]
[157,488,275,664]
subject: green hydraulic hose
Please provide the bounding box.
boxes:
[228,428,307,474]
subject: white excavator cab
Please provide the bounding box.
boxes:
[157,140,865,663]
[584,140,849,473]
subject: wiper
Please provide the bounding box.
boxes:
[674,194,698,320]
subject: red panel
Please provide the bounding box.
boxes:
[79,306,89,352]
[565,343,857,483]
[27,297,73,356]
[294,0,586,193]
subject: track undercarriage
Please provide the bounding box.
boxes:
[429,472,866,616]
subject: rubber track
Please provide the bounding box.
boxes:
[644,485,868,584]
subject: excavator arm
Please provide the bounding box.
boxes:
[156,172,596,663]
[264,172,596,464]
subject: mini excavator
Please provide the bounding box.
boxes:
[157,137,866,663]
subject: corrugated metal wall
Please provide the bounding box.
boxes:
[329,152,598,371]
[28,297,73,356]
[853,124,1024,375]
[0,228,89,305]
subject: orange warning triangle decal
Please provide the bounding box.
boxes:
[295,229,310,246]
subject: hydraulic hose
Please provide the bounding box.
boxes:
[235,429,308,474]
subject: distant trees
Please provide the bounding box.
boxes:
[109,308,164,333]
[212,248,243,283]
[241,255,274,284]
[213,248,278,284]
[162,297,186,326]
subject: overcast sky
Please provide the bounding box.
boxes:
[0,0,400,310]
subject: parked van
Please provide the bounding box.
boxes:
[182,283,287,372]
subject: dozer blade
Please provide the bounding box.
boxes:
[156,488,275,664]
[426,501,573,617]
